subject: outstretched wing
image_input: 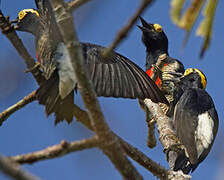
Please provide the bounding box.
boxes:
[81,43,168,104]
[36,43,168,124]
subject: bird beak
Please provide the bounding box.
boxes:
[137,25,148,31]
[139,16,151,28]
[138,16,154,32]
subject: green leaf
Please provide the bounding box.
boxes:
[196,0,218,57]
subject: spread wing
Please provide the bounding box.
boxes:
[82,43,168,103]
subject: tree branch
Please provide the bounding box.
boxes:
[7,103,169,179]
[9,136,99,164]
[49,0,143,179]
[0,155,42,180]
[102,0,154,57]
[0,91,36,126]
[0,10,44,85]
[144,99,191,180]
[67,0,92,12]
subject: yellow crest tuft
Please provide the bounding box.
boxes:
[18,9,39,20]
[184,68,194,76]
[153,24,162,32]
[184,68,207,89]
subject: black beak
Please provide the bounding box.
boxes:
[138,16,154,32]
[139,16,150,28]
[137,25,147,31]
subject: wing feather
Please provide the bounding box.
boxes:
[82,43,168,104]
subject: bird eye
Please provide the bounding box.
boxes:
[153,24,162,32]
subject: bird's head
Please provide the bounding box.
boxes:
[182,68,207,89]
[165,68,207,90]
[138,17,168,53]
[14,9,40,35]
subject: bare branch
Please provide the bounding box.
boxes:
[0,155,42,180]
[144,99,191,180]
[9,136,99,164]
[49,0,143,179]
[67,0,92,12]
[8,103,169,179]
[0,91,36,126]
[0,10,44,85]
[73,104,170,179]
[102,0,154,57]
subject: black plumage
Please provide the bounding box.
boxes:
[138,17,184,113]
[173,69,219,174]
[14,0,168,124]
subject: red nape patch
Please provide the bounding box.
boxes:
[146,67,154,78]
[36,52,40,62]
[155,77,162,88]
[146,67,162,88]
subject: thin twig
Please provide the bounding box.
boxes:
[8,103,169,179]
[0,155,42,180]
[49,0,143,179]
[0,91,36,126]
[102,0,154,57]
[9,136,99,164]
[67,0,92,12]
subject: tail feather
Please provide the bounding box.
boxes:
[36,72,74,124]
[174,150,193,174]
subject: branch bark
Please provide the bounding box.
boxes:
[9,136,99,164]
[0,155,42,180]
[0,10,44,85]
[0,91,36,126]
[67,0,92,12]
[49,0,143,179]
[144,99,191,180]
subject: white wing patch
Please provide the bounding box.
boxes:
[195,112,214,158]
[55,43,77,99]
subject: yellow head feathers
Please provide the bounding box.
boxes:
[184,68,207,89]
[18,9,39,20]
[153,24,162,32]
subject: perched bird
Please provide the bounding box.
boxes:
[172,68,219,174]
[138,17,185,112]
[137,17,185,148]
[14,0,168,124]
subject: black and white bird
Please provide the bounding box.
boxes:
[14,0,168,124]
[138,17,184,115]
[172,68,219,174]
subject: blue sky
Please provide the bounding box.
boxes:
[0,0,223,179]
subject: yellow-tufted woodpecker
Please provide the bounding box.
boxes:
[138,17,184,115]
[13,0,168,124]
[172,68,219,174]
